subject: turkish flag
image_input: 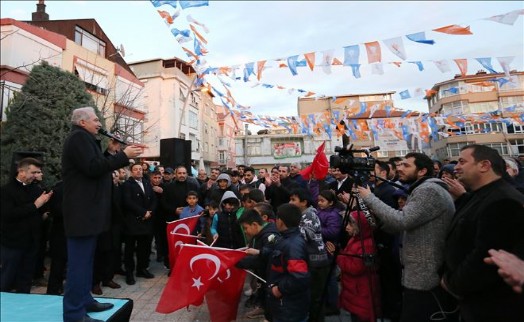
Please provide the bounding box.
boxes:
[156,244,247,314]
[166,215,201,269]
[300,141,329,180]
[167,233,198,269]
[206,266,247,322]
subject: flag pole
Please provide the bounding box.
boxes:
[244,269,266,284]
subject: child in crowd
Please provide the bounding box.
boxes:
[268,203,310,322]
[289,188,330,322]
[316,189,344,315]
[199,201,218,245]
[179,191,204,219]
[210,191,244,249]
[254,202,275,223]
[337,211,381,322]
[237,209,280,320]
[179,191,204,236]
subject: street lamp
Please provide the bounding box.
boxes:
[177,74,201,139]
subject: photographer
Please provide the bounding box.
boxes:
[356,153,458,322]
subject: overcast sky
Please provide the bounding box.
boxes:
[2,1,523,117]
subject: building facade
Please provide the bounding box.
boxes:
[426,71,524,159]
[129,58,219,169]
[1,5,145,143]
[217,106,238,169]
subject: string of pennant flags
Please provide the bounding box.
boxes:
[149,1,524,143]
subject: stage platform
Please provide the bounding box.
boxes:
[0,292,133,322]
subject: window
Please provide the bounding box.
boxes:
[189,110,198,129]
[468,101,499,114]
[377,150,389,158]
[189,134,199,152]
[439,82,460,98]
[498,75,524,92]
[509,139,524,155]
[507,124,524,134]
[75,26,106,56]
[247,145,261,156]
[436,147,448,160]
[464,122,504,134]
[394,149,411,157]
[483,143,510,156]
[115,115,143,143]
[218,152,226,164]
[499,96,523,108]
[447,142,473,157]
[463,82,496,94]
[441,101,469,115]
[74,60,109,95]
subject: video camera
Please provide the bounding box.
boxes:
[329,144,380,184]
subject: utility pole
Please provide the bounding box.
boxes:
[243,123,249,165]
[177,74,198,139]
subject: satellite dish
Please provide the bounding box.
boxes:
[118,44,126,57]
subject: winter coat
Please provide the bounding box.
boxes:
[210,191,244,249]
[122,178,157,236]
[267,227,310,322]
[316,206,343,244]
[0,179,44,250]
[62,125,129,237]
[236,222,280,280]
[161,179,200,222]
[300,206,329,268]
[337,211,381,322]
[443,179,524,322]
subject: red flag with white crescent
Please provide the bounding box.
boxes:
[166,215,201,269]
[205,266,247,322]
[167,233,198,269]
[156,244,247,314]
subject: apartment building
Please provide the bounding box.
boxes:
[1,2,145,143]
[426,71,524,159]
[129,58,219,169]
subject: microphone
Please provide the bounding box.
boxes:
[98,129,128,145]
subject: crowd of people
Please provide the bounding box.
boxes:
[1,106,524,322]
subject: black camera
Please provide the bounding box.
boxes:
[330,144,380,184]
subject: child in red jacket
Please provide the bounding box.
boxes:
[337,211,381,322]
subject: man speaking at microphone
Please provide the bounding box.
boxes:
[62,107,143,322]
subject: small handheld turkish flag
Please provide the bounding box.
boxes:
[156,244,247,314]
[166,215,201,269]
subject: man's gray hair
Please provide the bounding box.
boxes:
[71,106,95,125]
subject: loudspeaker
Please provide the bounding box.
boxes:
[10,151,45,178]
[160,138,192,175]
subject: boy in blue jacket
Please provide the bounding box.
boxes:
[268,203,310,322]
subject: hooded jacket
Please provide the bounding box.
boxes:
[338,211,381,321]
[207,173,239,205]
[210,191,244,249]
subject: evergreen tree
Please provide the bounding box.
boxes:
[1,61,95,187]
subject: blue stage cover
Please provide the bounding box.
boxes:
[1,292,131,322]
